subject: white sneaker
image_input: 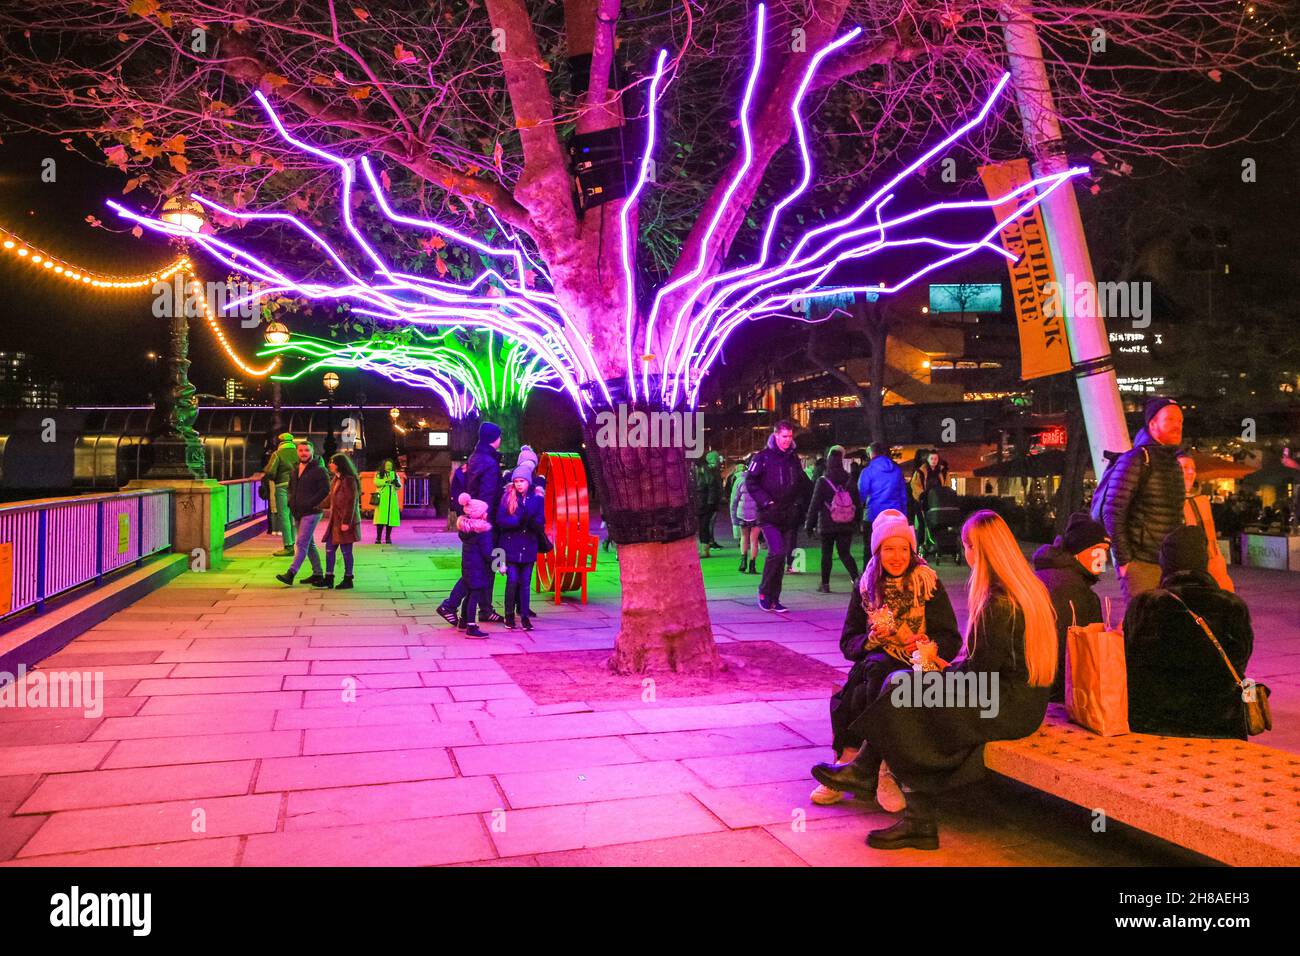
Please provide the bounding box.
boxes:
[876,766,907,813]
[809,783,846,806]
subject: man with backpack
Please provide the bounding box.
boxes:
[805,446,861,593]
[1098,397,1186,604]
[746,420,812,612]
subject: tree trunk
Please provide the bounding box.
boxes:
[861,296,888,445]
[608,537,720,674]
[485,403,524,464]
[583,415,720,675]
[1053,399,1090,536]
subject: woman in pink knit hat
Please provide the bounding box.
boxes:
[810,509,961,810]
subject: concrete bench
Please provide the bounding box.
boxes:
[984,704,1300,866]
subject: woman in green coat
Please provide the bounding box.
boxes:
[373,459,402,543]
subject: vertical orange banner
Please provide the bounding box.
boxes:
[979,159,1071,380]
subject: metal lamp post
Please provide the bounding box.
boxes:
[323,371,340,458]
[146,197,207,480]
[263,320,289,435]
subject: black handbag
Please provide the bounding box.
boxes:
[369,492,381,507]
[1168,592,1271,735]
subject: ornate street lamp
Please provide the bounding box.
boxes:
[264,321,289,434]
[146,197,207,479]
[323,371,340,458]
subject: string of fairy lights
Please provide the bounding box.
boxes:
[0,222,278,377]
[1240,2,1300,71]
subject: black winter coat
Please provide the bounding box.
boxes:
[496,491,546,564]
[863,586,1050,794]
[831,576,962,753]
[806,469,860,537]
[459,528,496,589]
[1032,543,1105,702]
[465,441,504,509]
[449,467,467,516]
[1123,569,1254,739]
[1102,428,1184,566]
[744,434,812,527]
[287,457,330,518]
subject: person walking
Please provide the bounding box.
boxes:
[262,432,298,556]
[805,445,861,593]
[275,441,329,586]
[812,510,1056,850]
[1123,526,1255,739]
[694,452,724,557]
[373,458,402,544]
[857,441,909,567]
[436,422,506,626]
[745,420,812,612]
[1032,512,1110,703]
[1178,452,1233,592]
[730,456,761,573]
[910,450,949,558]
[318,453,362,590]
[455,494,495,638]
[497,464,546,630]
[1101,397,1186,604]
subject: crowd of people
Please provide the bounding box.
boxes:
[794,396,1260,850]
[256,432,406,590]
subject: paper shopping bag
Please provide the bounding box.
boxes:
[1065,622,1130,736]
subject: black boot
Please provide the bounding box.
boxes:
[314,573,334,589]
[301,572,325,587]
[747,558,756,574]
[275,571,295,586]
[335,575,354,590]
[811,747,881,800]
[866,792,939,851]
[739,556,749,572]
[375,527,384,544]
[817,582,831,593]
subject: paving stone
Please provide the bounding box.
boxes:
[284,777,502,830]
[485,793,724,857]
[102,731,302,769]
[18,794,281,856]
[534,827,808,867]
[495,759,705,809]
[273,704,438,731]
[1,837,242,867]
[453,737,642,776]
[622,723,813,761]
[91,711,276,740]
[304,721,479,755]
[241,814,495,866]
[255,748,455,791]
[0,742,114,775]
[18,761,256,813]
[625,701,789,732]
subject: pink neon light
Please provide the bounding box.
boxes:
[619,48,670,403]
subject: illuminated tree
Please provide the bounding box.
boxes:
[2,0,1293,673]
[265,326,559,454]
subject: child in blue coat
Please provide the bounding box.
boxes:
[496,465,546,630]
[456,493,495,639]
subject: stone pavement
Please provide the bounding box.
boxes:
[0,521,1296,867]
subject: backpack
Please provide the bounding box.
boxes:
[1090,446,1149,523]
[826,478,856,524]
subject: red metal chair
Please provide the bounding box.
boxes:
[533,452,599,604]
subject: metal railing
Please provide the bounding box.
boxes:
[222,476,270,527]
[0,489,173,621]
[403,474,431,508]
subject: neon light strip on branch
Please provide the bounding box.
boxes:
[104,2,1087,412]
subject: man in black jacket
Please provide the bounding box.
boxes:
[1032,512,1110,703]
[276,441,329,586]
[745,420,812,612]
[1123,525,1255,739]
[1102,397,1185,604]
[437,422,505,626]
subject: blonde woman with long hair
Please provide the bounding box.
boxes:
[813,509,1056,851]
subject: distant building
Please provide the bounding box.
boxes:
[0,351,60,408]
[224,377,249,403]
